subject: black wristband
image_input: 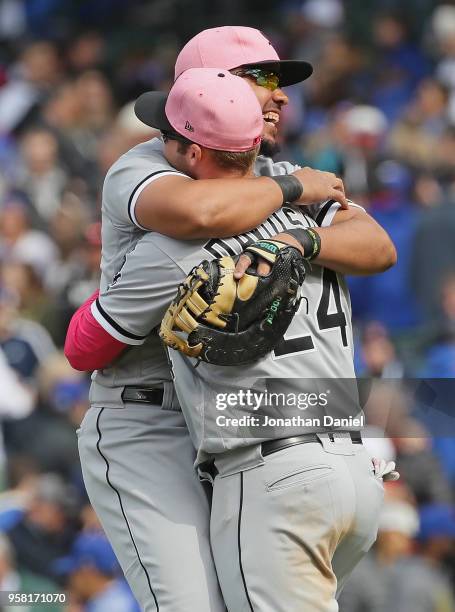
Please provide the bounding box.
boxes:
[284,228,321,260]
[270,175,303,204]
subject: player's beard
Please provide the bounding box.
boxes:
[259,137,280,158]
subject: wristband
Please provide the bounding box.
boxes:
[270,175,303,204]
[283,228,321,260]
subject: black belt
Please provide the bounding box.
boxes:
[121,386,164,405]
[261,431,362,457]
[200,432,363,479]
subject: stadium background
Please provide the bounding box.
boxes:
[0,0,454,610]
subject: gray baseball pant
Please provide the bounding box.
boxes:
[210,437,384,612]
[78,403,226,612]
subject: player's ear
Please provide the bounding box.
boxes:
[186,143,202,168]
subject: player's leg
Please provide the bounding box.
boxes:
[78,403,225,612]
[332,445,384,597]
[210,442,347,612]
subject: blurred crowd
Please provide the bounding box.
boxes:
[0,0,454,610]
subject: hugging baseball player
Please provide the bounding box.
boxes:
[65,27,397,612]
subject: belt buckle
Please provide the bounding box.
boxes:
[121,386,163,405]
[135,391,149,401]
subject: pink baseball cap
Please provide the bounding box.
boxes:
[175,26,313,86]
[134,68,263,152]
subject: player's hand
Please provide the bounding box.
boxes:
[372,457,400,482]
[292,167,348,209]
[234,233,303,279]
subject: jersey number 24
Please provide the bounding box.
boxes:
[273,268,348,358]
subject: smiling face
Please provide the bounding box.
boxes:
[232,69,289,157]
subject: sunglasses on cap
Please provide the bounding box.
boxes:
[231,67,280,91]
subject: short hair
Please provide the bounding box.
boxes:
[210,146,259,174]
[174,139,259,174]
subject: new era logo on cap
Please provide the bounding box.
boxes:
[165,69,263,151]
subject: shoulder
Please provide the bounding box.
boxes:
[105,137,172,179]
[254,156,300,177]
[102,137,188,229]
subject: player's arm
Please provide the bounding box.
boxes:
[135,168,348,239]
[311,205,397,275]
[64,290,127,371]
[235,203,396,278]
[270,206,396,276]
[65,240,185,372]
[257,159,396,275]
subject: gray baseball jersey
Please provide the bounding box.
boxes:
[85,139,373,612]
[90,137,336,407]
[83,140,366,610]
[92,202,361,467]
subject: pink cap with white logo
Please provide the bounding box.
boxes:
[135,68,263,152]
[175,26,312,86]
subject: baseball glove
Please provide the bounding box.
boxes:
[159,239,306,365]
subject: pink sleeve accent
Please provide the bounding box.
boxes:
[64,290,127,371]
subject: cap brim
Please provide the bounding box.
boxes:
[134,92,173,131]
[240,60,313,87]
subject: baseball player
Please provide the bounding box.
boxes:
[68,69,396,611]
[66,27,396,612]
[84,74,390,611]
[69,70,281,612]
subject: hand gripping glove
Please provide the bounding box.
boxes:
[159,239,306,365]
